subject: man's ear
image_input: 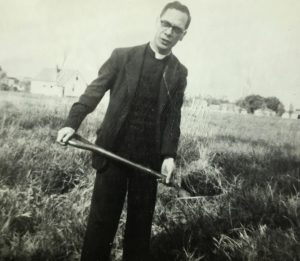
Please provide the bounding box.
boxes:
[179,31,187,41]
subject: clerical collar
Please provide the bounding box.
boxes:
[149,42,171,60]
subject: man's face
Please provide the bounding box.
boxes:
[153,8,188,54]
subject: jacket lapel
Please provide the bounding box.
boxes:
[125,44,147,103]
[158,54,179,115]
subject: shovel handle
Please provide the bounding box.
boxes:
[67,134,192,196]
[67,134,166,180]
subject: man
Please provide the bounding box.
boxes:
[56,1,191,260]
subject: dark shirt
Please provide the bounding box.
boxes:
[115,45,169,168]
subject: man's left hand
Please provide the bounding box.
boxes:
[161,158,176,184]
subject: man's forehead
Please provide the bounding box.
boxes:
[160,8,189,28]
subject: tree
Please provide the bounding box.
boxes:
[237,95,265,114]
[236,95,285,115]
[264,97,285,115]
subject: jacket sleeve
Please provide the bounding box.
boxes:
[63,49,119,130]
[161,67,187,158]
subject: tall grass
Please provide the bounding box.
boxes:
[1,91,300,260]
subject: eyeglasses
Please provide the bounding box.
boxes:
[160,20,186,35]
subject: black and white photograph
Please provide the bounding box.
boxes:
[1,0,300,260]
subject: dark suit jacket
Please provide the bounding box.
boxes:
[65,43,188,170]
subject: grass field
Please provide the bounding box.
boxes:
[1,91,300,261]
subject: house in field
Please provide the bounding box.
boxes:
[254,108,276,117]
[219,103,242,114]
[240,108,248,115]
[208,104,221,111]
[295,109,300,119]
[282,112,299,119]
[31,68,87,97]
[7,77,20,91]
[20,77,31,92]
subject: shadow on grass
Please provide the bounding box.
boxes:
[211,150,300,192]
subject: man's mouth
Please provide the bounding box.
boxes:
[160,38,171,45]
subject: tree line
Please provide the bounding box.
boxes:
[236,95,285,116]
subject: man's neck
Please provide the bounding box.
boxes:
[149,42,171,60]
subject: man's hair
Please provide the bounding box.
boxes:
[160,1,191,29]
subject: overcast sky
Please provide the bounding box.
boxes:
[1,0,300,108]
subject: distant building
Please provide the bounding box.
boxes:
[206,102,245,114]
[240,109,247,115]
[208,104,221,111]
[254,108,276,117]
[282,112,298,119]
[7,77,20,91]
[31,68,87,97]
[219,103,241,113]
[0,76,8,86]
[281,109,300,119]
[19,78,31,92]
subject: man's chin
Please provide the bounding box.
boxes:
[157,43,171,54]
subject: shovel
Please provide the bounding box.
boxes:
[67,134,191,197]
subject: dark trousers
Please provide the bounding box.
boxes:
[81,162,158,261]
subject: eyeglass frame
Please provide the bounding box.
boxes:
[160,19,186,35]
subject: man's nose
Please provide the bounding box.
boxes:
[164,27,173,36]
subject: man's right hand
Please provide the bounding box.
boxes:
[56,127,75,146]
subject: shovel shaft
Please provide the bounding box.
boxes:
[67,134,192,196]
[67,134,165,180]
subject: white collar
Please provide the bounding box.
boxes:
[149,42,171,60]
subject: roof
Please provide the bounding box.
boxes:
[34,68,84,85]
